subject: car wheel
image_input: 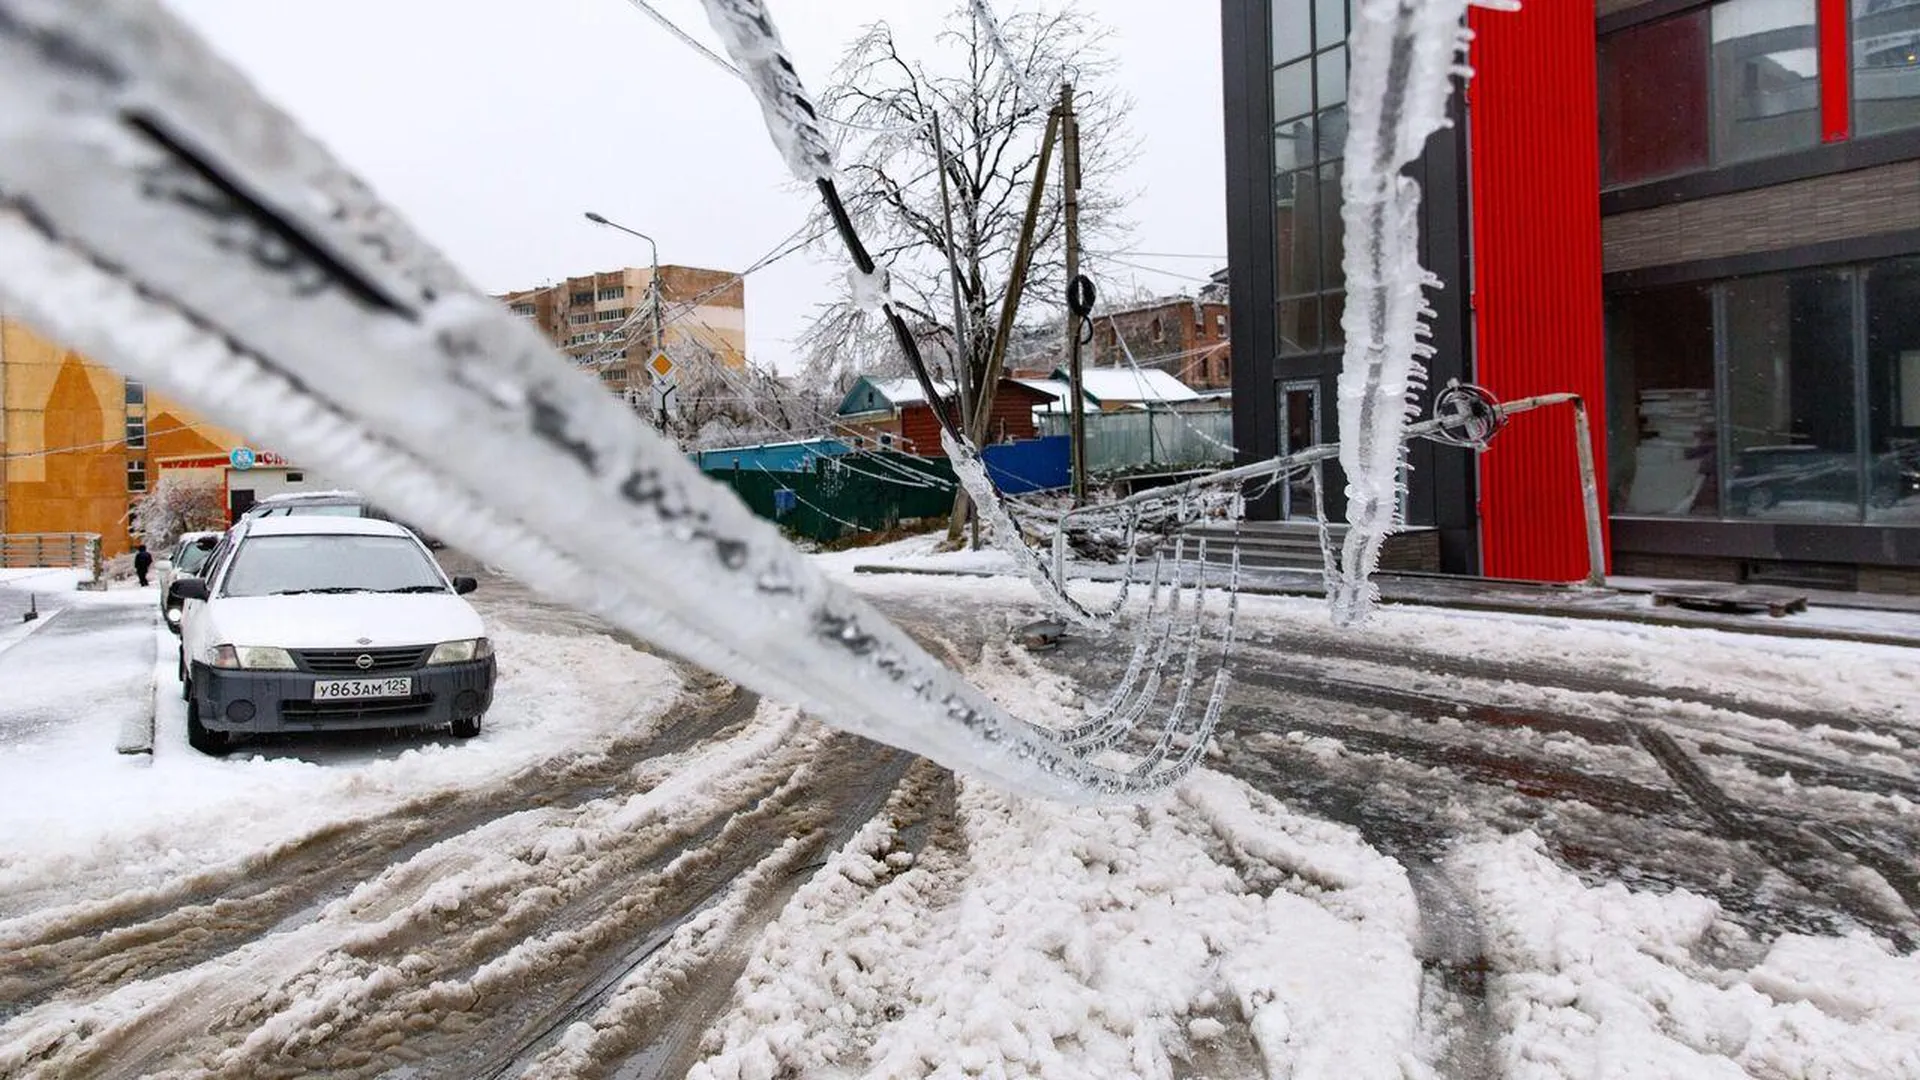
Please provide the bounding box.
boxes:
[186,695,233,757]
[1745,486,1776,514]
[449,713,483,740]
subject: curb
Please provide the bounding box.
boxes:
[850,564,1920,651]
[115,613,161,756]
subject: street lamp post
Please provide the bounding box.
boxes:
[584,211,667,425]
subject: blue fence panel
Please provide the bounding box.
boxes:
[983,436,1071,494]
[691,438,852,474]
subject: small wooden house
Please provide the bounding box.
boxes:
[835,376,1052,457]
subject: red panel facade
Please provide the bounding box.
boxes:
[1819,0,1852,142]
[1468,2,1609,581]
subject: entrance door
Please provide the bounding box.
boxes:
[1279,380,1321,519]
[228,488,255,524]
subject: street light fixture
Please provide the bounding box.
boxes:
[584,210,668,425]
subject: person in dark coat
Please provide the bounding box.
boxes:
[133,543,153,587]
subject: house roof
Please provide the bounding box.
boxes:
[837,376,956,415]
[837,375,1056,416]
[1050,367,1201,405]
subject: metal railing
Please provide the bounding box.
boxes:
[0,532,103,575]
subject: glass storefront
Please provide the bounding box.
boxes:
[1608,257,1920,524]
[1866,257,1920,521]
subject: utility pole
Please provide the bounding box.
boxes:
[1061,82,1088,506]
[945,101,1064,546]
[931,115,981,550]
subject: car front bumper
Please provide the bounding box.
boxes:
[188,658,495,734]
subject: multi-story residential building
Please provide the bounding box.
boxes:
[1222,0,1920,590]
[497,265,747,397]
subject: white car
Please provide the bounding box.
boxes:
[172,516,494,755]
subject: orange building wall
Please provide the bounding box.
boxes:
[2,319,243,557]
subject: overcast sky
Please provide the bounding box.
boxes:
[161,0,1227,373]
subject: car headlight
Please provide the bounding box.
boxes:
[428,637,492,665]
[164,605,183,626]
[210,645,297,670]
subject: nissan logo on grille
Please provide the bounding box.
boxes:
[355,653,375,670]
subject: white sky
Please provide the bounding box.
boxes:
[159,0,1228,373]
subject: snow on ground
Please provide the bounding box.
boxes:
[1455,833,1920,1079]
[3,547,1918,1076]
[825,539,1920,730]
[0,595,682,921]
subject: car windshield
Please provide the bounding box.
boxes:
[175,542,216,576]
[219,534,446,597]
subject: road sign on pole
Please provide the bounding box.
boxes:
[647,352,676,382]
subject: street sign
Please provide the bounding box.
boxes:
[651,379,679,419]
[229,447,256,471]
[647,351,676,382]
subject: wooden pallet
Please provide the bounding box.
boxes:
[1651,585,1809,618]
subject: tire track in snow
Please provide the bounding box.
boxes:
[74,729,916,1080]
[580,762,960,1080]
[0,677,754,1025]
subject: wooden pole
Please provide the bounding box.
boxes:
[1061,83,1087,506]
[945,102,1064,544]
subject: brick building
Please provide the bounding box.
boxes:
[1091,296,1234,393]
[1222,0,1920,589]
[497,265,747,398]
[835,377,1052,456]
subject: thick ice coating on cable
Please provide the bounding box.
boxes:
[1330,0,1486,626]
[700,0,837,184]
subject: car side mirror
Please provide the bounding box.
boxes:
[172,578,210,602]
[452,576,478,596]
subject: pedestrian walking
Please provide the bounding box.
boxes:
[133,543,153,587]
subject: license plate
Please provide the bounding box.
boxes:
[313,676,413,700]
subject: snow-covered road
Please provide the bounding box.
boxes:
[0,553,1916,1078]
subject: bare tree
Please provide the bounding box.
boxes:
[799,1,1133,398]
[131,473,226,550]
[639,332,834,451]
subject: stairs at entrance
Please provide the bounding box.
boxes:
[1159,521,1442,573]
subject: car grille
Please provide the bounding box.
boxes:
[282,694,435,721]
[296,646,431,675]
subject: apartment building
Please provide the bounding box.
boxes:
[497,264,748,397]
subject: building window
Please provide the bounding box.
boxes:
[1601,9,1711,185]
[1272,0,1347,355]
[597,285,626,301]
[1866,256,1920,521]
[1713,0,1822,166]
[1607,258,1920,525]
[126,460,147,493]
[510,302,536,317]
[569,313,591,326]
[1150,318,1164,343]
[570,290,594,305]
[125,415,146,450]
[1216,313,1229,337]
[124,379,145,406]
[1606,284,1719,516]
[1854,0,1920,138]
[1724,268,1856,520]
[597,308,630,323]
